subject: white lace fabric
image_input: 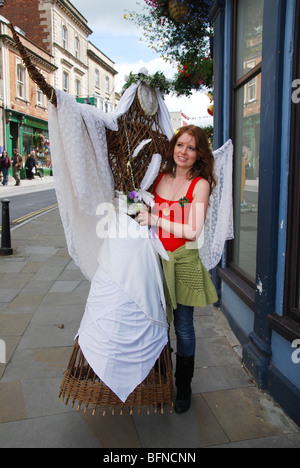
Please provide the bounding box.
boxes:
[199,139,234,271]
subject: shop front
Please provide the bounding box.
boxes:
[210,0,300,426]
[6,110,51,178]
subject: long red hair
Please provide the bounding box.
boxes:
[163,125,216,194]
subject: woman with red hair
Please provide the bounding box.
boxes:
[138,125,218,414]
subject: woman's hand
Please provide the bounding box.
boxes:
[137,210,158,227]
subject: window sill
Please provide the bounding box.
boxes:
[35,104,47,111]
[268,313,300,342]
[16,97,30,105]
[218,267,255,311]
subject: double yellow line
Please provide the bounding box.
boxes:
[0,204,58,232]
[11,203,58,226]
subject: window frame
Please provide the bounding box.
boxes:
[62,25,68,50]
[17,63,25,99]
[62,71,69,93]
[95,94,103,110]
[105,76,110,94]
[246,76,257,103]
[219,0,262,309]
[36,84,44,106]
[75,79,80,98]
[75,36,80,59]
[268,0,300,341]
[284,0,300,324]
[95,69,100,88]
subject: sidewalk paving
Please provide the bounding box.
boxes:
[0,174,55,198]
[0,206,300,448]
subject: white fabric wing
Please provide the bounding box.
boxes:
[199,139,234,271]
[48,90,114,281]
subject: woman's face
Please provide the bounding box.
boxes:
[173,132,198,172]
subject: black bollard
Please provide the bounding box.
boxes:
[0,199,13,256]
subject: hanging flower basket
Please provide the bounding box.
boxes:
[190,72,203,86]
[168,0,189,23]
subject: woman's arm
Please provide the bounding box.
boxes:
[138,178,210,241]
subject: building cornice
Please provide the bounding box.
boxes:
[1,34,57,72]
[54,0,93,35]
[87,49,117,76]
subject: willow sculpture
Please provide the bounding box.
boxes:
[10,23,174,415]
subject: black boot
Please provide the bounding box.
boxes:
[174,354,194,414]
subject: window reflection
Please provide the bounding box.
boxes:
[233,78,261,279]
[236,0,264,80]
[232,0,264,280]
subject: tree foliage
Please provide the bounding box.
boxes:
[125,0,213,96]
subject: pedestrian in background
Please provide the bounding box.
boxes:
[0,150,11,185]
[25,150,37,180]
[12,148,23,186]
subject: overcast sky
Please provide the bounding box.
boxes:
[70,0,213,125]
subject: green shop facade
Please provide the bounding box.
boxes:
[5,110,51,178]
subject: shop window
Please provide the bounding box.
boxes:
[284,2,300,325]
[266,2,300,341]
[95,95,104,110]
[103,100,113,113]
[230,0,264,283]
[235,0,263,80]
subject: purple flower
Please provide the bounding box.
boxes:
[129,191,137,199]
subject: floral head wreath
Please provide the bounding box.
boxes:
[122,70,172,96]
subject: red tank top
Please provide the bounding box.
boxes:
[153,173,202,252]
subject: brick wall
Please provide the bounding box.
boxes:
[1,0,50,52]
[9,48,51,121]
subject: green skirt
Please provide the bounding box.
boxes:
[161,244,218,323]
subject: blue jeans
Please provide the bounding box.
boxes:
[2,168,8,185]
[173,304,195,357]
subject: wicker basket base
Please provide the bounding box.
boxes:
[59,338,174,415]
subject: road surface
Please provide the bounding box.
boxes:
[0,186,57,229]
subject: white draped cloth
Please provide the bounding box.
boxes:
[78,211,169,402]
[200,139,234,271]
[48,85,233,402]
